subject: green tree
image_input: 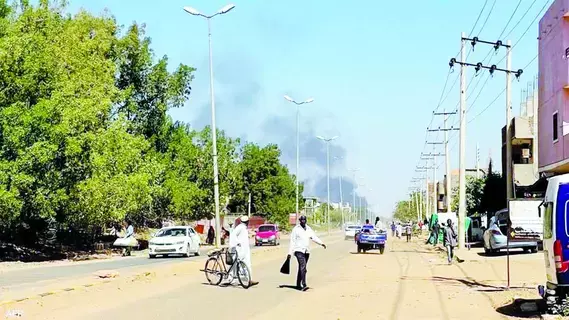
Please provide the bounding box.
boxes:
[450,176,485,215]
[480,159,506,213]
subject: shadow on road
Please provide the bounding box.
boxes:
[348,252,382,255]
[477,251,534,258]
[495,298,544,318]
[390,250,438,254]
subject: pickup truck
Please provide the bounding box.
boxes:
[355,226,387,254]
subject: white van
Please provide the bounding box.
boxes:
[540,174,569,311]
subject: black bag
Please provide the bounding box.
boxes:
[280,256,291,274]
[226,247,237,265]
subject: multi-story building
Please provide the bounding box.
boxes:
[502,86,539,195]
[538,1,569,173]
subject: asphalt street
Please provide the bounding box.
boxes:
[0,239,276,289]
[7,236,514,320]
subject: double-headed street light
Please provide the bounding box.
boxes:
[284,95,315,216]
[317,135,338,235]
[184,4,235,248]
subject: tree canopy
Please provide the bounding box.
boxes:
[0,1,300,248]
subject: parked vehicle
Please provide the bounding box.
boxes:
[482,211,538,254]
[148,226,201,258]
[539,174,569,313]
[254,224,280,246]
[345,224,362,240]
[355,226,387,254]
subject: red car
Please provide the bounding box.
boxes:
[255,224,280,246]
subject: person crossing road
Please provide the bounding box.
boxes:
[287,216,326,291]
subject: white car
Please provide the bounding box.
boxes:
[148,226,201,258]
[345,225,362,240]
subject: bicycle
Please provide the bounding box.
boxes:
[201,247,251,289]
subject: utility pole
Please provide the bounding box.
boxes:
[248,192,251,217]
[417,165,433,218]
[422,151,444,215]
[458,32,467,251]
[448,36,523,249]
[432,111,458,214]
[506,39,513,200]
[476,143,480,179]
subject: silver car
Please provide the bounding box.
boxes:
[483,216,538,254]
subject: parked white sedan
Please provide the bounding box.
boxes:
[148,226,201,258]
[345,225,362,240]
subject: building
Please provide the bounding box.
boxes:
[501,86,539,194]
[538,1,569,173]
[437,168,486,212]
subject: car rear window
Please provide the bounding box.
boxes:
[258,225,275,232]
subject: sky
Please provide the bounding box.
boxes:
[66,0,545,216]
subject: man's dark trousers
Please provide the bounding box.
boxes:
[294,251,310,289]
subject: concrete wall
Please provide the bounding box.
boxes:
[538,0,569,171]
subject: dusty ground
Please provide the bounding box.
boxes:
[0,235,546,320]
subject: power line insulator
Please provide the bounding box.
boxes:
[449,58,456,69]
[471,37,478,51]
[475,62,483,74]
[515,69,523,79]
[494,40,502,52]
[489,65,497,77]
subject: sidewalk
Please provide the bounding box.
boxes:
[419,238,545,317]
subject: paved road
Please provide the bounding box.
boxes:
[0,239,279,289]
[10,237,515,320]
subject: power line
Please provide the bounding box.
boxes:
[502,0,540,40]
[475,0,497,36]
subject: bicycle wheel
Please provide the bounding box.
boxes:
[204,257,223,285]
[236,261,251,289]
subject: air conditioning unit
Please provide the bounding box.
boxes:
[522,148,530,159]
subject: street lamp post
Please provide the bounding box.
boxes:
[349,168,359,223]
[334,156,344,227]
[284,96,314,217]
[317,135,338,235]
[184,3,235,248]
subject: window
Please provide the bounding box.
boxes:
[544,202,553,239]
[553,112,559,142]
[258,225,275,232]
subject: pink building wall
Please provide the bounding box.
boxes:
[538,0,569,172]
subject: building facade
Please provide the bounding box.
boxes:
[538,0,569,173]
[502,87,539,192]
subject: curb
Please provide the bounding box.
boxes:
[0,231,343,307]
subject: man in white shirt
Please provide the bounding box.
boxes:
[229,216,258,286]
[287,215,326,291]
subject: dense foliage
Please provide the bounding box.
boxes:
[0,1,300,249]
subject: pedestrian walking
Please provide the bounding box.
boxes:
[122,219,135,256]
[396,223,402,239]
[288,215,326,291]
[391,222,396,237]
[229,216,258,286]
[207,226,215,245]
[443,219,458,264]
[405,223,412,242]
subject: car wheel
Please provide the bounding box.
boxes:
[379,246,385,255]
[357,243,362,253]
[531,247,538,253]
[484,247,490,254]
[149,254,156,259]
[195,244,200,256]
